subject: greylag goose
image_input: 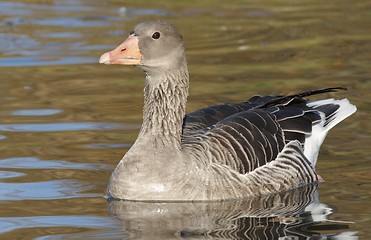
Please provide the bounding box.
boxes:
[99,20,357,201]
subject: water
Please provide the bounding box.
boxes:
[0,0,370,239]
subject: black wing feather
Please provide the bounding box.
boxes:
[182,87,347,174]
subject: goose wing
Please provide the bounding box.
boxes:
[182,87,346,174]
[182,96,280,135]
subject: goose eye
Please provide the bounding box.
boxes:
[152,32,160,39]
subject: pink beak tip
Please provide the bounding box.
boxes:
[99,52,110,64]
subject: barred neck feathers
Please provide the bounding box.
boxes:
[139,67,189,149]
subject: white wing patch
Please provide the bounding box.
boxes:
[304,98,357,166]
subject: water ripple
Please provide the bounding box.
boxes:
[0,122,139,132]
[0,1,171,67]
[0,157,110,170]
[11,109,63,116]
[0,2,93,16]
[0,56,97,67]
[0,171,25,179]
[117,7,170,16]
[38,31,82,39]
[0,215,119,235]
[0,180,97,201]
[30,17,112,28]
[84,143,132,149]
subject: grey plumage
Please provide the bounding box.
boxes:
[99,20,357,201]
[182,88,345,176]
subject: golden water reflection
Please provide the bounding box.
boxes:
[109,186,357,239]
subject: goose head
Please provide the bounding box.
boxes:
[99,20,187,77]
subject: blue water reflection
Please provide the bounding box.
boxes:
[11,109,63,116]
[0,122,138,132]
[0,157,110,170]
[0,215,119,235]
[0,1,170,66]
[0,180,97,201]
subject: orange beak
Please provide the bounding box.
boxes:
[99,35,142,65]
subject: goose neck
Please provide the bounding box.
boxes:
[139,67,189,149]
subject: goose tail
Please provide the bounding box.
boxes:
[304,98,357,166]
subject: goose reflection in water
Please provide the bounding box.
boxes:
[108,185,357,239]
